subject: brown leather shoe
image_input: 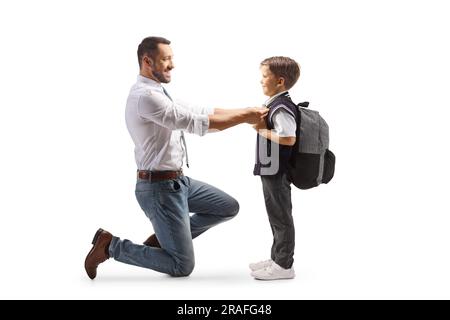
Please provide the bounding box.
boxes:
[84,228,112,280]
[143,233,161,248]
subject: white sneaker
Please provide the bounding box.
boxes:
[249,259,273,271]
[251,262,295,280]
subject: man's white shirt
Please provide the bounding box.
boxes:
[125,75,213,171]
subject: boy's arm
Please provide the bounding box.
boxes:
[253,126,296,146]
[252,110,296,146]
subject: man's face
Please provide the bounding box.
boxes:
[147,44,174,83]
[260,65,282,97]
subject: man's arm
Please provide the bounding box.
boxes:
[208,107,268,131]
[213,108,245,115]
[138,91,267,135]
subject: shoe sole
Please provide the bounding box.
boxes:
[253,276,295,281]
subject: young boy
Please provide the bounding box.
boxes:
[250,56,300,280]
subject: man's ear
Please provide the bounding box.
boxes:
[143,55,154,67]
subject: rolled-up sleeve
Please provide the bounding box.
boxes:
[137,91,210,136]
[175,98,215,115]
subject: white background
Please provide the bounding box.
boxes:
[1,0,449,299]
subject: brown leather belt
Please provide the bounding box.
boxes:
[137,170,183,182]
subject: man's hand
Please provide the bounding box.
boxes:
[252,117,267,131]
[245,107,269,124]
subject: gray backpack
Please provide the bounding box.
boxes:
[288,101,335,189]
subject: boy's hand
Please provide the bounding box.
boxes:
[252,117,267,131]
[245,107,269,124]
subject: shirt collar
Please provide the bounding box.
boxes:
[264,90,289,106]
[137,75,164,91]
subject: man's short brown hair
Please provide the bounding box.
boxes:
[261,56,300,90]
[137,36,171,68]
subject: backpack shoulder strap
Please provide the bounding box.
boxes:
[290,101,310,160]
[267,95,298,128]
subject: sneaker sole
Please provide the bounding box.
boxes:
[253,275,295,281]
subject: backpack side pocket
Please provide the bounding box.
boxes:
[322,149,335,184]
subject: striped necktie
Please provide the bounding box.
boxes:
[162,87,190,168]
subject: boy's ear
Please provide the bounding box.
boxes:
[277,77,285,87]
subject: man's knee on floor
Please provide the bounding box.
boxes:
[171,259,195,277]
[225,198,240,218]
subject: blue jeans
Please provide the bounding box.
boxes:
[108,176,239,276]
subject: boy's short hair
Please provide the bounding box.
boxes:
[261,56,300,90]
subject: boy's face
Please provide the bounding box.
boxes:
[260,65,284,97]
